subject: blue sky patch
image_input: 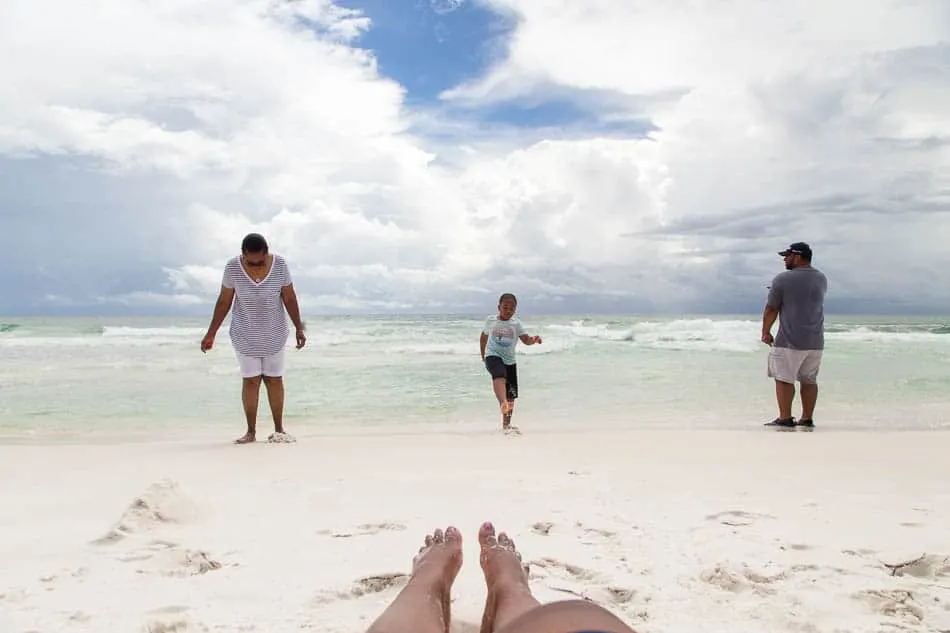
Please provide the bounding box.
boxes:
[335,0,513,104]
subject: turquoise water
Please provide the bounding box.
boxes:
[1,315,949,441]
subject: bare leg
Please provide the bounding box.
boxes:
[774,379,795,420]
[366,526,463,633]
[262,376,285,433]
[478,522,637,633]
[478,522,539,633]
[799,382,818,420]
[236,376,262,443]
[492,378,513,427]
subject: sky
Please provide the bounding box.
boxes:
[1,0,948,317]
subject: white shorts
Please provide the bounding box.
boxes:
[236,350,285,378]
[767,347,822,384]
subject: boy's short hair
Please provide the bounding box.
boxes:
[498,292,517,304]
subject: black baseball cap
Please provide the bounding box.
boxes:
[778,242,812,257]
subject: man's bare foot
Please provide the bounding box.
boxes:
[479,522,537,633]
[412,526,463,633]
[234,432,255,444]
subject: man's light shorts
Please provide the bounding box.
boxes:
[767,347,822,384]
[236,350,285,378]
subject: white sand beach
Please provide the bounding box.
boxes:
[1,429,948,633]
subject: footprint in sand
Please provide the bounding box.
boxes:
[785,543,814,552]
[700,562,787,595]
[318,521,408,539]
[529,557,646,621]
[842,548,878,558]
[312,572,411,604]
[531,521,554,536]
[114,539,225,577]
[881,553,950,579]
[573,521,621,545]
[531,556,602,582]
[853,589,925,625]
[705,510,775,527]
[529,557,605,600]
[142,613,209,633]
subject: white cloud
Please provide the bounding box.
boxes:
[2,0,948,316]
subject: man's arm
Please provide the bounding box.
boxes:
[761,276,783,344]
[280,283,305,331]
[206,286,235,337]
[479,332,488,361]
[761,304,779,344]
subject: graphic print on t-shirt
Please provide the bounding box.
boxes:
[483,315,526,365]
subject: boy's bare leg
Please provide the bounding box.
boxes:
[366,526,463,633]
[492,378,513,427]
[478,521,636,633]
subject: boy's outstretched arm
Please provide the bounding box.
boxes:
[480,332,488,360]
[519,333,542,345]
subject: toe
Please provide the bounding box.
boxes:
[498,532,513,550]
[425,534,434,548]
[433,528,445,544]
[445,526,461,542]
[479,521,498,549]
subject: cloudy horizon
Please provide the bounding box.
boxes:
[2,0,948,318]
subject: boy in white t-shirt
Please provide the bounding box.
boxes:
[479,293,542,430]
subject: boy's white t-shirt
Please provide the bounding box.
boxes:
[483,315,526,365]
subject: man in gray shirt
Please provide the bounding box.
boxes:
[760,242,827,429]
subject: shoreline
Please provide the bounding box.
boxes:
[1,424,948,447]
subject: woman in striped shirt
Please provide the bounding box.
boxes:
[201,233,307,444]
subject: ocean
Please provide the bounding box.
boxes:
[1,314,948,442]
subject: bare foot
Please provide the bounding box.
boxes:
[412,526,464,633]
[234,432,256,444]
[479,522,538,633]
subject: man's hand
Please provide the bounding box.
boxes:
[761,332,774,346]
[200,332,215,353]
[295,327,307,349]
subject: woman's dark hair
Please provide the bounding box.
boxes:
[241,233,268,254]
[498,292,517,304]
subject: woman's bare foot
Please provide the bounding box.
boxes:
[478,522,539,633]
[366,526,463,633]
[413,527,464,632]
[234,432,255,444]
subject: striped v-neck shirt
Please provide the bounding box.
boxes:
[222,254,293,357]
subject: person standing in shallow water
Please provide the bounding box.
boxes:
[761,241,827,429]
[200,233,306,444]
[479,293,542,430]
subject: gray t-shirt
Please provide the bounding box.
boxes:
[766,266,827,350]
